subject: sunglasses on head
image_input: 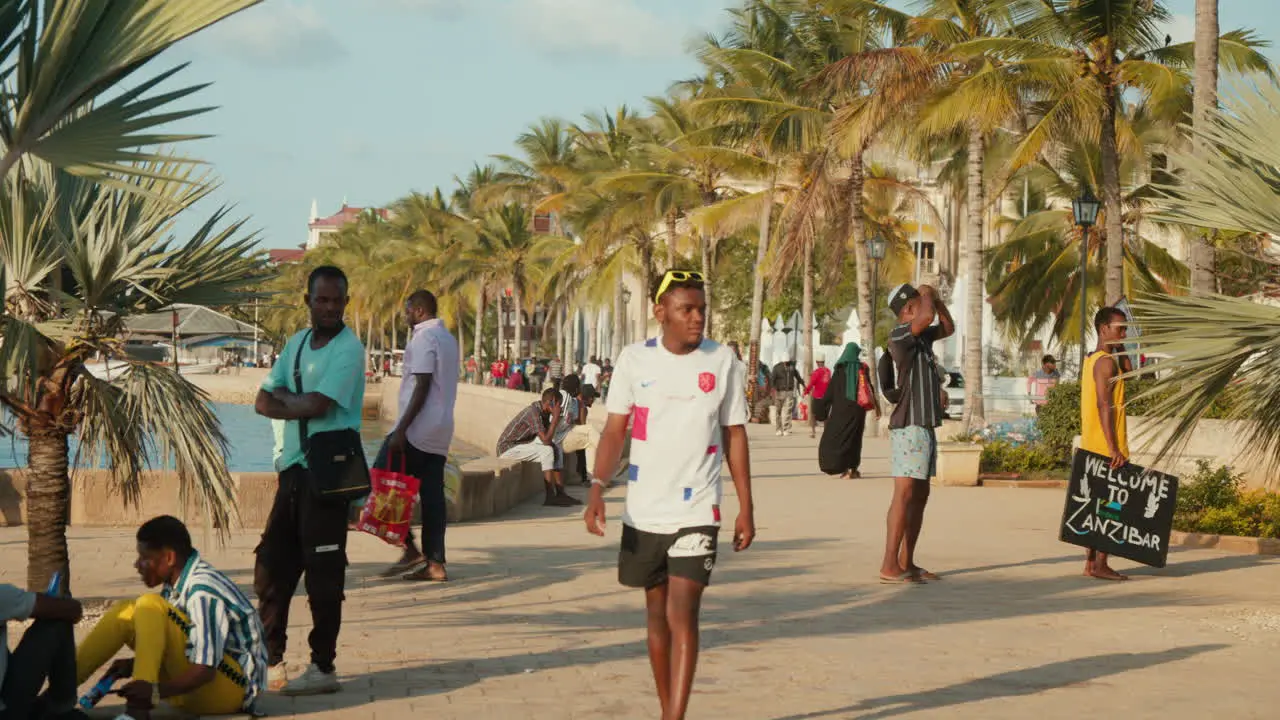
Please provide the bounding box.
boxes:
[654,270,705,304]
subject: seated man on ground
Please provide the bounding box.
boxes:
[76,516,268,719]
[497,387,580,506]
[0,576,84,719]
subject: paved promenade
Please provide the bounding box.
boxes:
[4,425,1280,719]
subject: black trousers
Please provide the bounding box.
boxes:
[0,619,78,719]
[253,465,349,672]
[374,438,448,565]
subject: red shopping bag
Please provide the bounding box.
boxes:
[857,365,876,411]
[355,454,420,547]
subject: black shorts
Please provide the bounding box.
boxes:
[618,524,719,589]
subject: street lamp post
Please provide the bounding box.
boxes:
[1072,189,1102,374]
[867,234,887,358]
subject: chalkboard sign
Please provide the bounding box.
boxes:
[1059,449,1179,568]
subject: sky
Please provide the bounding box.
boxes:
[154,0,1280,251]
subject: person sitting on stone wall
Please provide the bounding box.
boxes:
[0,572,84,719]
[497,388,581,507]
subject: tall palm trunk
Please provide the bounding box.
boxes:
[963,124,987,430]
[699,233,713,337]
[473,286,486,381]
[612,283,625,354]
[802,235,814,376]
[1189,0,1219,293]
[496,293,506,361]
[584,304,597,362]
[747,175,776,405]
[848,150,873,351]
[666,212,678,270]
[1100,79,1125,304]
[639,243,654,343]
[513,281,524,361]
[25,428,71,591]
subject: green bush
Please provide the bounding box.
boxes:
[1034,381,1080,463]
[979,440,1061,474]
[1173,461,1280,538]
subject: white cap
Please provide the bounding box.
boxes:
[815,352,826,362]
[779,352,791,363]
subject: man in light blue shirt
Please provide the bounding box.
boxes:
[252,265,365,697]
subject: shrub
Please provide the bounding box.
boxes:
[1172,461,1280,538]
[1034,381,1080,463]
[979,440,1061,474]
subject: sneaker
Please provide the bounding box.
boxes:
[280,664,340,696]
[268,663,289,692]
[783,431,792,437]
[775,430,783,436]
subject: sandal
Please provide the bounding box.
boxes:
[911,568,941,581]
[879,571,924,585]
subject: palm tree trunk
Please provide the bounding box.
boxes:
[1100,82,1125,305]
[612,283,625,354]
[25,428,71,592]
[666,213,678,270]
[802,235,814,376]
[496,293,506,361]
[748,175,776,405]
[474,287,486,377]
[699,233,713,337]
[848,151,873,351]
[639,243,654,343]
[584,304,597,362]
[962,124,988,430]
[513,282,524,361]
[1189,0,1219,294]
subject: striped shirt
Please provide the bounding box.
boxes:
[163,552,268,712]
[887,323,944,430]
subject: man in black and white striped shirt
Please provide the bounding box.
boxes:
[880,283,954,585]
[76,516,268,718]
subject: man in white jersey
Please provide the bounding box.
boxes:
[585,270,755,720]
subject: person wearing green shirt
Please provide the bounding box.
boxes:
[252,265,366,697]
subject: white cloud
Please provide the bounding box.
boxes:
[193,1,347,67]
[506,0,690,60]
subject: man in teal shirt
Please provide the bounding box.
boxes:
[252,265,365,697]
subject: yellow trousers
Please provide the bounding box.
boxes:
[76,594,246,715]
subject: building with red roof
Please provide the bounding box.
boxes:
[307,199,391,249]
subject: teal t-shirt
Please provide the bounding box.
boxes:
[262,326,367,472]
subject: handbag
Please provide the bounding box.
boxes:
[856,365,876,411]
[294,329,371,501]
[355,452,420,547]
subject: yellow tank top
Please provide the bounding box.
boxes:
[1079,350,1128,457]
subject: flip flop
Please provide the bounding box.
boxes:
[879,572,924,585]
[911,568,941,581]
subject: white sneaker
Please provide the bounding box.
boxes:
[775,430,783,436]
[268,663,289,692]
[280,663,340,696]
[783,431,792,437]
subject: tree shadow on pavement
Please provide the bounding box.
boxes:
[767,644,1228,720]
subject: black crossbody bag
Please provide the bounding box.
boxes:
[293,329,371,502]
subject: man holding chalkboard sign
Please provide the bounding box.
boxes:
[1078,307,1132,581]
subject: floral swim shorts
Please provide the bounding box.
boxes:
[890,426,937,480]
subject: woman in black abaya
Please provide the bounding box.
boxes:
[818,342,880,478]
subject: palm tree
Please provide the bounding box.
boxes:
[0,1,261,181]
[469,204,563,360]
[0,162,269,589]
[983,0,1268,304]
[1130,81,1280,470]
[1188,0,1219,293]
